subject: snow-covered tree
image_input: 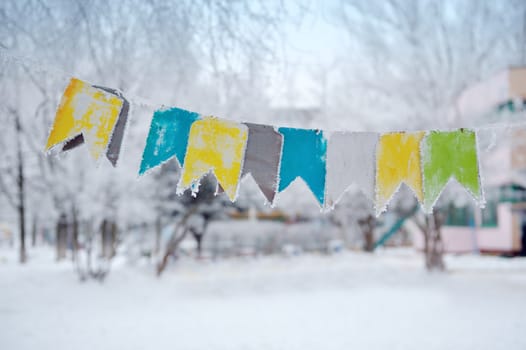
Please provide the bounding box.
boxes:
[0,0,288,267]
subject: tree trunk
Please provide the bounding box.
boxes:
[86,222,93,276]
[156,206,198,276]
[194,232,203,258]
[17,200,26,263]
[423,211,445,271]
[110,221,117,258]
[31,215,37,247]
[101,219,117,259]
[190,222,209,259]
[154,215,161,256]
[359,215,375,252]
[15,114,26,263]
[71,206,79,262]
[56,215,68,261]
[157,227,188,276]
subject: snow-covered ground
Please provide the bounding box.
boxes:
[1,247,526,350]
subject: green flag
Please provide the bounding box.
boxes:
[422,129,482,211]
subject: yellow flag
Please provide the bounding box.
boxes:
[376,132,424,213]
[179,117,248,201]
[45,78,123,161]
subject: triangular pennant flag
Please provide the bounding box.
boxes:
[139,107,199,175]
[45,78,127,165]
[101,87,129,167]
[218,123,283,203]
[277,127,327,206]
[325,132,378,208]
[178,117,248,201]
[422,129,482,212]
[376,131,425,214]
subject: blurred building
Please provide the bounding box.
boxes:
[422,130,526,254]
[419,68,526,254]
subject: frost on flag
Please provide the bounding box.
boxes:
[45,78,129,165]
[139,107,199,175]
[421,129,483,212]
[375,132,425,215]
[277,127,327,206]
[178,117,248,201]
[325,132,378,209]
[218,123,283,203]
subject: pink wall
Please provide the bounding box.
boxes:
[412,203,521,253]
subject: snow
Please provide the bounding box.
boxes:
[1,248,526,350]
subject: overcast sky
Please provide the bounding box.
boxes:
[267,0,345,108]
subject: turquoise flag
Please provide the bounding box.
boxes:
[277,127,327,205]
[139,107,199,175]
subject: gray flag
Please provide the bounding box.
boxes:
[218,122,283,203]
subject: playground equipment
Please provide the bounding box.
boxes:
[374,205,419,249]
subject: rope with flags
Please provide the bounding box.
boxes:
[44,77,487,215]
[4,49,525,215]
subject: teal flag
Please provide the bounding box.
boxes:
[277,127,327,205]
[422,129,481,211]
[139,107,199,175]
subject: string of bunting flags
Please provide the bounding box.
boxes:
[44,77,485,215]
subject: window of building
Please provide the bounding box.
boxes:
[444,203,474,227]
[481,200,498,227]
